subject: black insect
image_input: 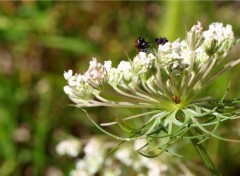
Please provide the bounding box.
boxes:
[155,37,168,45]
[134,37,150,53]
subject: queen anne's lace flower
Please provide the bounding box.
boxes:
[63,22,240,157]
[64,21,239,110]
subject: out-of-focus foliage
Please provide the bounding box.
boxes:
[0,1,240,176]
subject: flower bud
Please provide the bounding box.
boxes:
[186,22,204,50]
[204,38,218,56]
[117,61,132,82]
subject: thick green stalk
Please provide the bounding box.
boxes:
[188,129,221,176]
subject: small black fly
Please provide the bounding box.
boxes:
[155,37,168,45]
[134,37,150,53]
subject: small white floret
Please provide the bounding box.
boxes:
[56,139,81,157]
[64,70,73,80]
[63,86,73,95]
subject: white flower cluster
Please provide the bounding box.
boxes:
[68,137,170,176]
[63,70,95,105]
[85,58,107,85]
[133,52,156,75]
[56,138,81,157]
[157,22,235,72]
[114,139,168,176]
[64,21,238,110]
[70,138,106,176]
[203,22,235,56]
[64,52,156,107]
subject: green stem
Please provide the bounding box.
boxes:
[188,129,221,176]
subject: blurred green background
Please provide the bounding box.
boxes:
[0,1,240,176]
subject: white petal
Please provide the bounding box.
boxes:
[117,61,131,71]
[89,57,98,67]
[64,86,73,95]
[64,70,73,80]
[139,52,147,59]
[104,60,112,72]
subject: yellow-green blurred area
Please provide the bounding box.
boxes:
[1,1,240,176]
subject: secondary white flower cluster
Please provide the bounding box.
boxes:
[66,137,173,176]
[71,138,106,176]
[56,138,81,157]
[64,22,238,110]
[114,141,168,176]
[203,22,235,56]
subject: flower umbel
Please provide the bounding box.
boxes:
[64,22,240,157]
